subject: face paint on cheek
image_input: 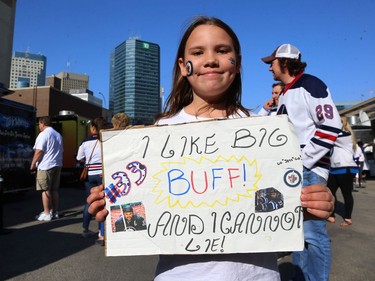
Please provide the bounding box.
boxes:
[185,61,193,77]
[229,57,236,65]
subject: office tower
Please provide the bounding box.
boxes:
[110,38,161,125]
[0,0,17,89]
[55,72,89,94]
[46,73,104,107]
[9,51,46,88]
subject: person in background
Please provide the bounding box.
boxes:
[76,116,106,245]
[258,82,284,116]
[31,116,63,221]
[354,141,369,188]
[87,16,335,281]
[94,113,130,244]
[327,116,358,227]
[111,113,129,129]
[362,142,373,178]
[262,43,342,281]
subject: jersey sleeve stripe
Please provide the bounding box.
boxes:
[314,131,338,142]
[311,137,334,149]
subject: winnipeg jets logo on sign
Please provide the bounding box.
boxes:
[283,169,301,188]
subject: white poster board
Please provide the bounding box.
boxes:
[101,115,304,256]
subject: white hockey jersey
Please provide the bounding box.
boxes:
[277,73,341,179]
[330,131,358,169]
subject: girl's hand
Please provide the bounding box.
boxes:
[300,184,335,220]
[87,184,108,222]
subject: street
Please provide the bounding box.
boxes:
[1,181,374,281]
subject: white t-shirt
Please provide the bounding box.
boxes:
[156,108,256,125]
[76,135,102,176]
[154,108,280,281]
[354,146,370,171]
[33,126,63,170]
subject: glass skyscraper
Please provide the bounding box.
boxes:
[110,38,161,125]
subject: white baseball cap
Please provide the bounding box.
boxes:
[261,44,301,64]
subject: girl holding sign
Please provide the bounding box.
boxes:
[88,16,335,281]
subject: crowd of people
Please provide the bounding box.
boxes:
[31,113,130,245]
[29,15,373,281]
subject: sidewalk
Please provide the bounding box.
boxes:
[1,181,374,281]
[278,179,375,281]
[0,186,158,281]
[327,179,375,281]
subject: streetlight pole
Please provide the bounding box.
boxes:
[97,92,107,109]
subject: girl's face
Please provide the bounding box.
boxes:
[179,24,240,102]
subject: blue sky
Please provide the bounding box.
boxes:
[13,0,375,110]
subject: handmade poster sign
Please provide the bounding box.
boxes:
[101,115,304,256]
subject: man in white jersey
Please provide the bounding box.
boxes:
[262,43,341,281]
[31,116,63,221]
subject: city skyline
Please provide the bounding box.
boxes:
[12,0,375,110]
